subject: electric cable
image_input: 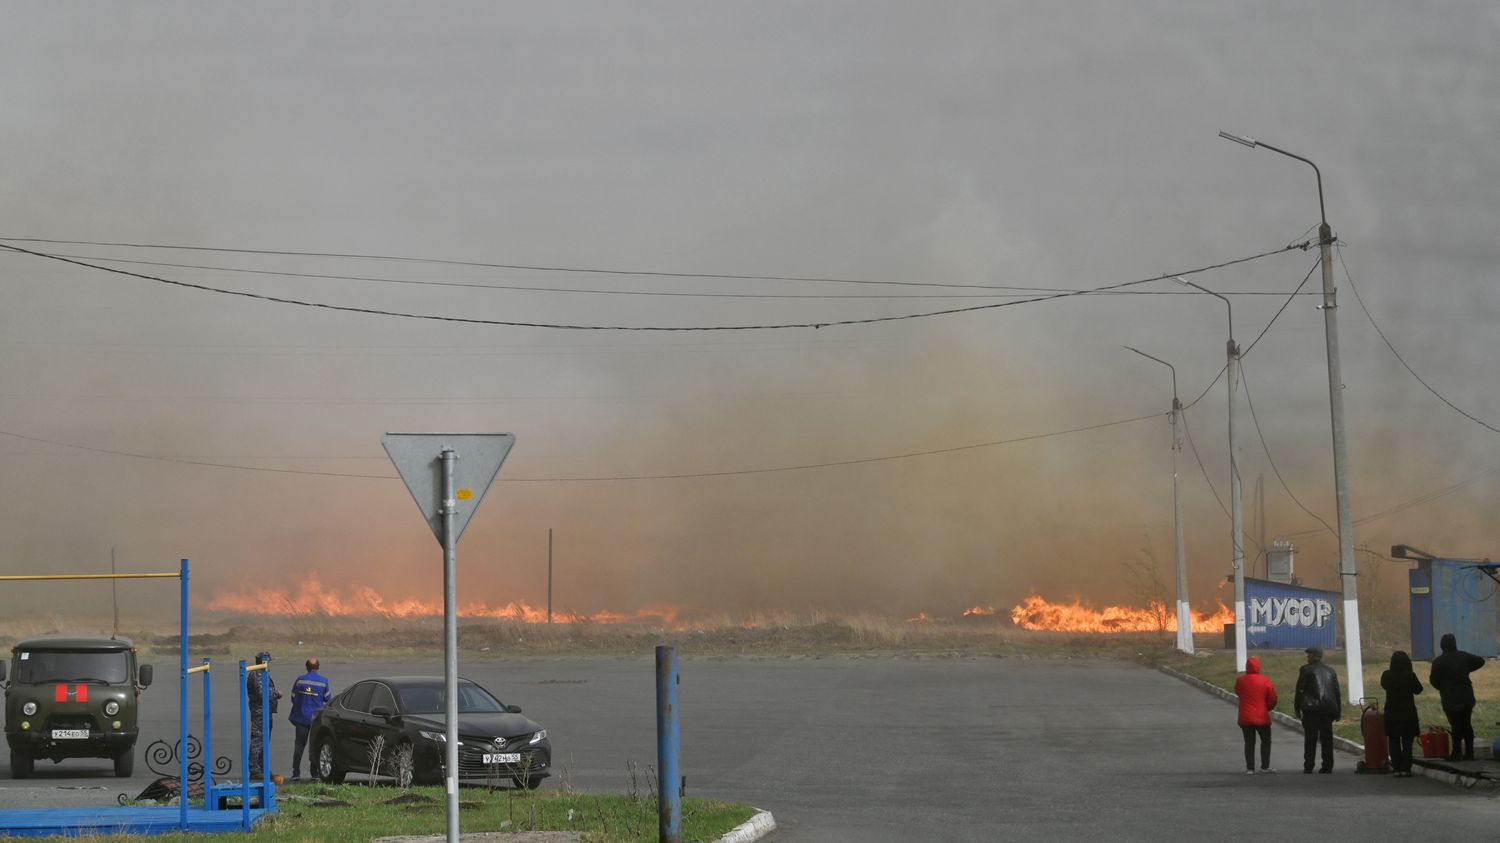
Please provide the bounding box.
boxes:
[1338,244,1500,435]
[0,240,1311,332]
[0,411,1161,482]
[1238,362,1338,538]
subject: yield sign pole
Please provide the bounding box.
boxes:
[383,433,514,843]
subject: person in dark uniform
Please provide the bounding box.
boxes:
[288,658,332,781]
[1380,650,1423,776]
[1294,646,1342,773]
[247,651,282,779]
[1429,633,1485,761]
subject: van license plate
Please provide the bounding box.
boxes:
[52,729,89,739]
[483,752,520,764]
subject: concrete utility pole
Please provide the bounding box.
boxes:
[1219,131,1362,703]
[1175,276,1245,670]
[1126,346,1193,653]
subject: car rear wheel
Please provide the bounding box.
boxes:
[10,750,33,779]
[315,737,345,784]
[114,751,135,778]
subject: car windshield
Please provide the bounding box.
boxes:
[397,682,506,715]
[14,650,130,685]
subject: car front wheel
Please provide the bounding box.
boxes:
[315,737,345,784]
[114,751,135,778]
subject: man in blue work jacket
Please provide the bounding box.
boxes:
[288,658,332,781]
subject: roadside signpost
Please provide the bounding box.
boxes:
[383,433,514,843]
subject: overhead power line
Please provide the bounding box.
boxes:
[0,411,1160,482]
[0,239,1310,331]
[1338,245,1500,435]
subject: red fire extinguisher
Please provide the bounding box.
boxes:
[1355,697,1389,774]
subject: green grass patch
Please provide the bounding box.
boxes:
[1159,646,1500,746]
[88,782,757,842]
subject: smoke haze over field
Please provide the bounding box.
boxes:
[1,3,1497,626]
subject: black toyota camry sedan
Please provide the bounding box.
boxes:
[309,676,550,789]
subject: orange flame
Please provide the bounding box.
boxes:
[961,606,999,617]
[905,611,933,623]
[1009,595,1234,634]
[200,574,679,625]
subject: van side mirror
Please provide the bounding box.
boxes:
[505,704,521,714]
[138,664,153,688]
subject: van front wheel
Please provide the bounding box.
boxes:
[10,751,32,779]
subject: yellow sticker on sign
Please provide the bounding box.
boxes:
[456,489,473,500]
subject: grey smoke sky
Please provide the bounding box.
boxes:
[1,2,1496,622]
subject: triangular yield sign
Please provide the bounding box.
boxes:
[382,433,515,545]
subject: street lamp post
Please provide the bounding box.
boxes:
[1174,276,1246,671]
[1126,346,1194,653]
[1219,131,1362,704]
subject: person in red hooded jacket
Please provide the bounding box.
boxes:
[1234,656,1279,774]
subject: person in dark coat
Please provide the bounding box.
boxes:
[1294,646,1342,773]
[1429,632,1485,761]
[1234,656,1279,774]
[1380,650,1423,776]
[247,651,282,779]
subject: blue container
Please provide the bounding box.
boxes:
[1409,559,1497,661]
[1243,577,1338,651]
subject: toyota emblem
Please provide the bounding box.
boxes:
[492,737,507,749]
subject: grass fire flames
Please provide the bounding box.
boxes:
[1008,595,1234,634]
[202,576,679,625]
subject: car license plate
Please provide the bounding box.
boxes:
[483,752,521,764]
[52,729,89,739]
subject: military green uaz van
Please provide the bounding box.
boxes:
[1,635,153,778]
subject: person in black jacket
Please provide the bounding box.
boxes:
[1381,650,1423,776]
[1429,633,1485,761]
[1294,646,1342,773]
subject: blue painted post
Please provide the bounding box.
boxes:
[261,663,274,811]
[179,559,190,831]
[239,660,250,831]
[201,658,213,810]
[656,645,681,843]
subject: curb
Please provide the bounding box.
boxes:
[718,810,777,843]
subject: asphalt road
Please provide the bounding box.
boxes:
[3,655,1497,841]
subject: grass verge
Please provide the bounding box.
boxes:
[88,781,756,842]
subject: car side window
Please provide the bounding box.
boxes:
[342,681,374,713]
[368,683,397,714]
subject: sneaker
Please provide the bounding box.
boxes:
[1259,768,1276,774]
[1318,768,1332,774]
[1245,769,1255,775]
[289,774,302,782]
[1302,768,1313,774]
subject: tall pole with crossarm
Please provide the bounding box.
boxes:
[1219,131,1361,703]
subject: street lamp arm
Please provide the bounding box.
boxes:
[1218,130,1327,227]
[1172,276,1234,344]
[1124,345,1178,402]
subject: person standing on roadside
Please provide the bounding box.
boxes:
[247,650,282,780]
[1381,650,1423,776]
[1294,646,1342,774]
[288,658,332,782]
[1429,632,1485,761]
[1234,656,1279,774]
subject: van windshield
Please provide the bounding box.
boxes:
[14,650,130,685]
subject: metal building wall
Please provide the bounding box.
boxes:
[1409,559,1497,661]
[1243,577,1339,651]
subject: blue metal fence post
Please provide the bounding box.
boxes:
[239,660,251,831]
[656,645,681,843]
[179,559,189,831]
[261,663,274,811]
[201,658,213,809]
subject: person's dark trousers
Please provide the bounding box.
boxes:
[1387,735,1414,773]
[292,723,311,778]
[1241,725,1272,771]
[1301,714,1334,772]
[1444,704,1476,759]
